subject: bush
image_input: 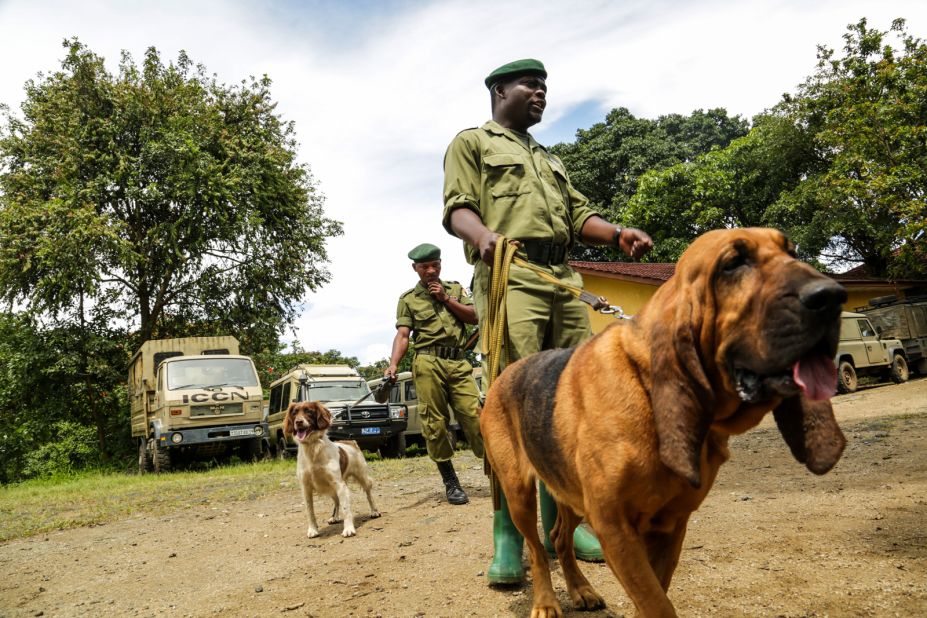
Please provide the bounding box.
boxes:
[22,421,101,479]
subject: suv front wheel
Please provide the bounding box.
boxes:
[890,355,910,384]
[380,433,406,459]
[837,360,858,394]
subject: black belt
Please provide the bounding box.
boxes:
[520,240,568,265]
[416,346,465,360]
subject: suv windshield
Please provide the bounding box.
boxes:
[306,380,370,402]
[166,358,259,390]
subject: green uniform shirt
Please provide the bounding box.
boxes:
[395,280,472,349]
[442,120,602,264]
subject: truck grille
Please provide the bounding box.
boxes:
[191,402,244,417]
[348,405,389,421]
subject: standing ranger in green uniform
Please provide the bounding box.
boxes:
[386,243,485,505]
[443,59,653,583]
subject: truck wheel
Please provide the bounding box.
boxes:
[239,437,262,462]
[153,444,174,473]
[890,355,909,384]
[837,361,857,394]
[138,439,153,474]
[276,436,292,460]
[380,433,406,459]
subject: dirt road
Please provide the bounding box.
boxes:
[2,378,926,617]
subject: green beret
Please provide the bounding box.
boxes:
[408,243,441,263]
[485,58,547,89]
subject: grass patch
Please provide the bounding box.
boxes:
[0,460,294,542]
[0,450,443,542]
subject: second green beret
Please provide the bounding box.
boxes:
[408,243,441,263]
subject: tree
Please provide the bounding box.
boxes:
[551,107,749,260]
[0,39,342,350]
[627,18,926,275]
[625,114,817,262]
[0,312,130,483]
[768,18,926,277]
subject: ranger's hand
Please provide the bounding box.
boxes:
[618,228,654,261]
[428,281,449,303]
[384,365,398,381]
[477,230,501,265]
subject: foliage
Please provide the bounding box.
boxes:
[0,38,342,349]
[251,343,362,392]
[769,18,926,277]
[21,421,100,479]
[551,107,749,260]
[627,18,926,275]
[0,312,131,483]
[625,114,817,262]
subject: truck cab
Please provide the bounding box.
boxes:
[267,365,407,458]
[130,337,267,472]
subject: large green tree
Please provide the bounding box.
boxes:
[551,107,749,260]
[627,18,926,274]
[768,18,926,277]
[625,114,817,262]
[0,39,342,349]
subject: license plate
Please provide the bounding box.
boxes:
[230,428,255,437]
[361,427,381,435]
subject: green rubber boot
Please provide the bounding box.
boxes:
[539,481,604,563]
[487,490,525,585]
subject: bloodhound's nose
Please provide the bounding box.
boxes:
[799,279,847,312]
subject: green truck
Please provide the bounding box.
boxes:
[130,336,267,472]
[834,312,909,393]
[860,296,927,376]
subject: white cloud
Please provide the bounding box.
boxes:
[1,0,924,363]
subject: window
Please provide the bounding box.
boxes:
[154,351,182,368]
[405,381,417,401]
[858,319,876,338]
[281,382,292,409]
[306,380,368,402]
[165,357,259,390]
[269,385,282,414]
[389,384,400,404]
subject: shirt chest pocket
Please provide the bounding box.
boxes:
[484,153,530,198]
[413,306,443,335]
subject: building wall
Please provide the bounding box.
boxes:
[580,276,902,334]
[579,275,660,334]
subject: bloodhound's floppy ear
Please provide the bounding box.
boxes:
[772,396,846,474]
[650,279,715,488]
[312,402,332,431]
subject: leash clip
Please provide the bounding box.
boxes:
[600,304,632,319]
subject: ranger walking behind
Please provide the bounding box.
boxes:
[385,243,484,505]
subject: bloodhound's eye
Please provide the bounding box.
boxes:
[721,240,753,274]
[722,252,749,273]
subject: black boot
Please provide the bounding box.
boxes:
[436,460,469,505]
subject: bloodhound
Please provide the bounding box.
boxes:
[481,228,847,617]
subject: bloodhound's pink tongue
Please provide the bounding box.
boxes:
[793,354,837,401]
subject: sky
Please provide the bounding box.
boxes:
[1,0,925,364]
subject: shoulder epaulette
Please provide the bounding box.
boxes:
[399,288,417,299]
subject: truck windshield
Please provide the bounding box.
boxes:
[306,380,370,402]
[166,358,259,390]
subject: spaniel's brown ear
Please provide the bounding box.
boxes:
[650,295,715,488]
[314,403,332,431]
[772,396,845,474]
[283,403,297,440]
